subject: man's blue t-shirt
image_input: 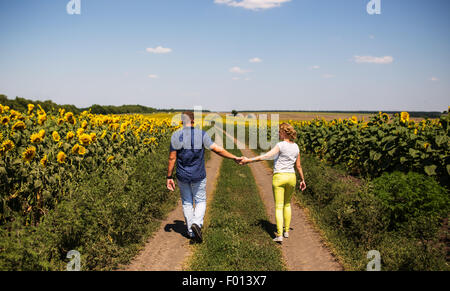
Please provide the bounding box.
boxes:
[170,127,214,183]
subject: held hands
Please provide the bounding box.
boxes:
[239,157,252,165]
[234,156,251,165]
[234,156,244,164]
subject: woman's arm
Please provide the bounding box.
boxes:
[296,153,307,191]
[244,145,280,164]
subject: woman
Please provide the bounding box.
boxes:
[240,123,306,243]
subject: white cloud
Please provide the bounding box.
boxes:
[249,57,262,63]
[322,74,335,79]
[214,0,291,10]
[310,65,320,70]
[148,74,159,79]
[230,66,251,74]
[430,77,439,82]
[354,55,394,64]
[146,46,172,54]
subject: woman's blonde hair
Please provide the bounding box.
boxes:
[279,123,297,141]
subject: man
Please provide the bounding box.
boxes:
[167,111,241,243]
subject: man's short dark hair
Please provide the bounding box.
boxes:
[182,111,195,125]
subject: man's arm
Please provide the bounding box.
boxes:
[209,143,239,161]
[167,150,177,191]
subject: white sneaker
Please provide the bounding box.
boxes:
[283,232,289,238]
[273,236,283,243]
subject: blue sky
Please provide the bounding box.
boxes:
[0,0,449,111]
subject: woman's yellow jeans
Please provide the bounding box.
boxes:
[272,173,296,237]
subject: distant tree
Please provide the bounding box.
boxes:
[231,110,238,116]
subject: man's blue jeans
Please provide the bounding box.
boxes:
[178,178,207,236]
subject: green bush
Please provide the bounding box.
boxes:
[371,171,449,233]
[297,154,448,270]
[326,187,389,249]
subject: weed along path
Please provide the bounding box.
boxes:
[124,152,223,271]
[223,129,343,271]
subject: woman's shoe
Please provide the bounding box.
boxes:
[283,232,289,238]
[273,236,283,243]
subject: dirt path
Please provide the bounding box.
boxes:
[124,153,223,271]
[224,130,342,271]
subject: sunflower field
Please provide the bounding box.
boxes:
[289,111,449,185]
[0,104,181,270]
[286,111,449,270]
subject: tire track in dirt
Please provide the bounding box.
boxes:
[222,129,342,271]
[123,153,223,271]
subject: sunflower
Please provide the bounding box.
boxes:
[71,144,86,155]
[57,151,67,164]
[79,133,92,146]
[78,145,86,155]
[100,130,107,139]
[9,110,21,120]
[90,132,97,142]
[22,146,36,162]
[423,143,430,150]
[66,131,75,141]
[350,116,358,124]
[11,121,26,131]
[400,112,410,123]
[27,104,35,115]
[107,156,115,163]
[38,113,47,125]
[2,140,14,151]
[76,128,85,136]
[40,154,48,167]
[30,133,44,144]
[81,120,88,129]
[1,116,10,125]
[52,131,61,142]
[64,112,76,125]
[120,122,128,133]
[37,105,46,116]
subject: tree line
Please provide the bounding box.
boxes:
[0,95,190,115]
